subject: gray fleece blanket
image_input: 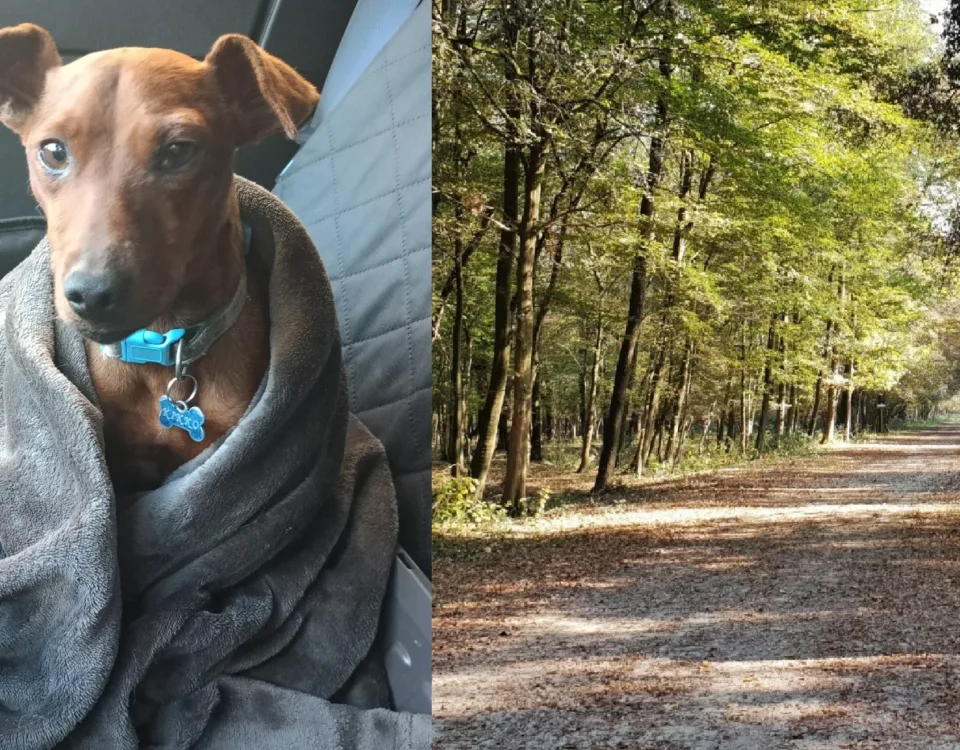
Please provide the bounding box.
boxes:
[0,177,431,749]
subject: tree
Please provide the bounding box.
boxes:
[433,0,960,509]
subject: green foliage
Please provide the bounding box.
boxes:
[671,432,820,474]
[433,0,960,492]
[519,486,551,518]
[433,477,507,527]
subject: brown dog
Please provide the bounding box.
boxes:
[0,24,318,491]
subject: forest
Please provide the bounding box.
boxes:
[432,0,960,513]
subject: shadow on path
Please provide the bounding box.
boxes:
[434,424,960,749]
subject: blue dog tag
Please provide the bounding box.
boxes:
[158,395,206,442]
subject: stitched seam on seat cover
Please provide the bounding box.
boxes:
[324,125,358,412]
[386,466,432,479]
[355,385,431,417]
[372,43,431,72]
[326,243,429,283]
[416,471,431,508]
[0,217,45,232]
[384,62,422,455]
[342,315,428,348]
[281,113,430,181]
[304,177,430,227]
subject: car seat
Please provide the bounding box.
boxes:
[0,0,431,718]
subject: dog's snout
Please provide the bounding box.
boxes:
[64,270,128,321]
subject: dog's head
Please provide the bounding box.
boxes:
[0,24,317,342]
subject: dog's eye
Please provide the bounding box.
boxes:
[155,141,198,172]
[38,140,69,173]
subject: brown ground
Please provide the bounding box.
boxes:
[433,424,960,749]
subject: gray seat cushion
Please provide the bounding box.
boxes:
[273,0,430,575]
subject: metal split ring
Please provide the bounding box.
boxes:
[175,339,187,381]
[166,374,198,406]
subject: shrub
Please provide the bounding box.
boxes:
[433,476,506,526]
[518,485,551,517]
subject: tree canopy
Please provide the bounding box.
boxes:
[433,0,960,509]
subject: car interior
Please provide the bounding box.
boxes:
[0,0,430,716]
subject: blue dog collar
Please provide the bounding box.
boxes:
[100,222,251,369]
[110,328,186,366]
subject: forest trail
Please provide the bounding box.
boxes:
[434,424,960,748]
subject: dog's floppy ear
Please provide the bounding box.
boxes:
[0,24,61,134]
[205,34,318,147]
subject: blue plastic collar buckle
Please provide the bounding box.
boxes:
[113,328,186,366]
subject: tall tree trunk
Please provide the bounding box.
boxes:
[447,209,466,475]
[699,412,713,455]
[436,405,449,462]
[755,318,776,453]
[807,315,835,436]
[775,324,788,438]
[469,33,521,493]
[775,382,787,437]
[636,344,669,474]
[838,389,849,431]
[807,373,823,437]
[823,387,839,443]
[497,386,511,450]
[854,389,863,434]
[667,339,694,466]
[597,269,647,485]
[642,357,672,470]
[593,44,671,493]
[655,407,667,463]
[577,314,603,473]
[787,384,798,434]
[671,149,695,261]
[821,278,843,445]
[677,416,693,463]
[526,213,568,465]
[718,377,732,445]
[628,366,654,473]
[545,394,553,441]
[740,325,749,454]
[844,361,855,441]
[676,365,696,463]
[504,128,547,512]
[436,343,451,461]
[616,341,645,468]
[463,327,474,451]
[530,367,543,462]
[578,343,588,441]
[822,361,840,444]
[725,405,737,451]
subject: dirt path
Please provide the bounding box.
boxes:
[433,425,960,749]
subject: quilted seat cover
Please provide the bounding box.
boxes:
[274,0,430,574]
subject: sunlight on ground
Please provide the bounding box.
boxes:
[839,441,960,452]
[435,427,960,746]
[477,608,864,640]
[503,502,960,536]
[435,653,952,718]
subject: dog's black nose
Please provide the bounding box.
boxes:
[64,271,127,320]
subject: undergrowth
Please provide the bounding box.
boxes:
[433,432,826,539]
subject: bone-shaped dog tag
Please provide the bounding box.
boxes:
[158,395,206,442]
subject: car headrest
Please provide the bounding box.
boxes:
[0,217,45,279]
